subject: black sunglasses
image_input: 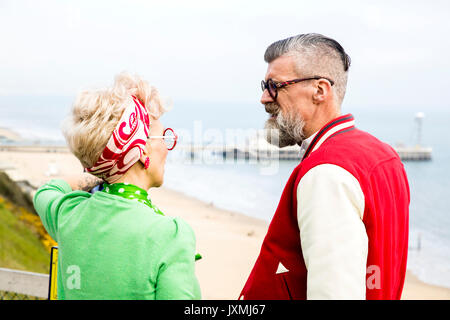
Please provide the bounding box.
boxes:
[261,76,335,100]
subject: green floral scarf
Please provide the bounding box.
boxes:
[101,182,202,261]
[102,182,164,216]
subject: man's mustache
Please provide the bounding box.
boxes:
[265,103,280,116]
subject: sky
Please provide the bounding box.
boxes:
[1,0,449,110]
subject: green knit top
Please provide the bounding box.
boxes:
[33,179,201,300]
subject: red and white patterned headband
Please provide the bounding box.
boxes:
[86,96,151,183]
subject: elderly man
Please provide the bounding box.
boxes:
[240,33,410,300]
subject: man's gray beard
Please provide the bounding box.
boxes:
[264,105,306,148]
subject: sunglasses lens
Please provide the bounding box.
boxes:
[262,80,277,99]
[268,79,277,99]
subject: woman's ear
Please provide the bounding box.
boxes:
[139,152,150,169]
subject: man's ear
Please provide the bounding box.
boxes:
[312,79,331,104]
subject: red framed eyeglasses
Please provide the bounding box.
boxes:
[148,128,178,150]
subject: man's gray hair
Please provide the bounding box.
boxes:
[264,33,351,106]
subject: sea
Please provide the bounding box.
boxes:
[1,95,449,289]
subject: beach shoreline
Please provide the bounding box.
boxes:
[0,127,22,143]
[0,144,449,299]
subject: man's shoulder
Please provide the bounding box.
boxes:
[310,128,397,163]
[296,128,400,182]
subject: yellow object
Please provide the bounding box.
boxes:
[48,246,58,300]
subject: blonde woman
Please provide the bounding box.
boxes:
[33,72,201,300]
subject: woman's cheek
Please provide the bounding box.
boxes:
[157,144,167,179]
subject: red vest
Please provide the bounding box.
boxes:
[240,114,410,300]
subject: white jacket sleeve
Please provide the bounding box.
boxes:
[297,164,368,299]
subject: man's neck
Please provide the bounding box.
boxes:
[306,105,341,138]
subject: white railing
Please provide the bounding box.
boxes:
[0,267,49,298]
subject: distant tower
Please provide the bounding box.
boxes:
[415,112,425,147]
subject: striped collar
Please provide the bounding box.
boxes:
[301,114,355,161]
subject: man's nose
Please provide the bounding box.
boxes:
[260,88,274,105]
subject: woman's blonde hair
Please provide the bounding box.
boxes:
[62,72,169,168]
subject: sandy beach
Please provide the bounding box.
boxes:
[1,145,449,300]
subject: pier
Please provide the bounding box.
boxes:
[393,146,432,161]
[176,143,432,162]
[0,143,432,162]
[0,110,432,163]
[177,111,433,162]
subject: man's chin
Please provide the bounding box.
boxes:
[264,120,297,148]
[277,137,298,148]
